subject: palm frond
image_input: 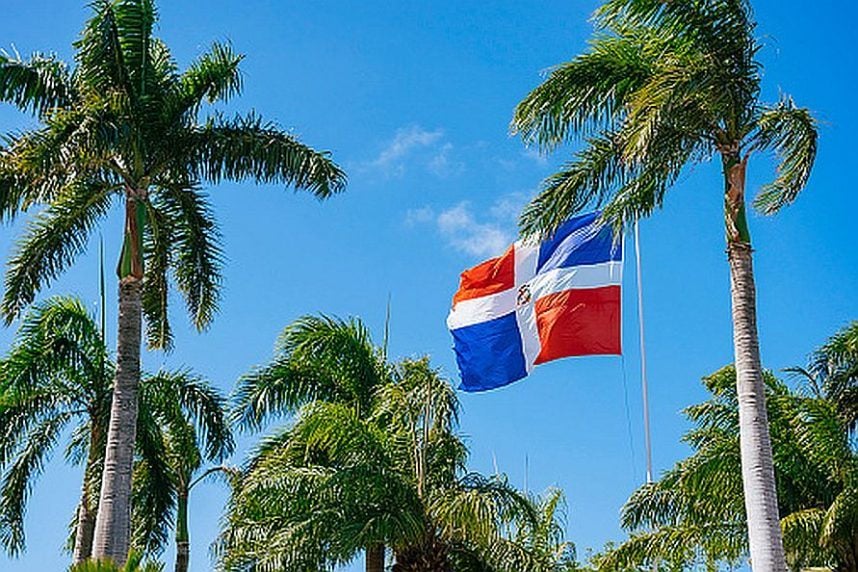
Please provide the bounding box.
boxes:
[187,112,346,198]
[145,369,234,461]
[512,31,655,149]
[781,508,831,570]
[75,0,157,100]
[231,314,386,431]
[131,397,174,556]
[0,50,74,117]
[2,181,116,322]
[0,412,73,555]
[177,41,243,111]
[749,96,818,214]
[151,183,223,331]
[140,200,173,349]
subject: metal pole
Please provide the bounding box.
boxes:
[99,234,106,340]
[634,220,654,484]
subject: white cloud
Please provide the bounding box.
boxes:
[366,125,444,176]
[428,142,464,177]
[436,202,512,258]
[489,191,530,223]
[405,193,535,258]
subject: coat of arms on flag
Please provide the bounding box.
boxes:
[447,212,622,392]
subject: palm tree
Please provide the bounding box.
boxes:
[0,296,112,560]
[220,357,563,572]
[231,315,389,430]
[798,321,858,430]
[0,296,230,564]
[599,365,857,571]
[131,371,233,572]
[0,0,345,561]
[230,314,394,571]
[499,489,579,572]
[511,1,818,568]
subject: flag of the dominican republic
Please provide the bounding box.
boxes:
[447,212,622,392]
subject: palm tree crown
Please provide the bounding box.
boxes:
[231,314,391,431]
[602,364,858,571]
[0,0,345,342]
[512,0,816,235]
[220,356,561,572]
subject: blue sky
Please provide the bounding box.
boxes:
[1,1,856,570]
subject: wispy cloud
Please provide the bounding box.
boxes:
[437,203,511,257]
[404,206,435,227]
[405,192,534,258]
[364,125,445,177]
[427,142,464,177]
[361,125,467,178]
[489,191,529,223]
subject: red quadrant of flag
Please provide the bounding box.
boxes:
[534,285,621,364]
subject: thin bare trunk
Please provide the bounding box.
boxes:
[174,489,190,572]
[71,492,96,563]
[73,420,104,562]
[723,150,786,572]
[91,277,143,562]
[366,544,384,572]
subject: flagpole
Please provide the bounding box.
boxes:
[634,219,654,485]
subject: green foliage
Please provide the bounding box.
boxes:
[0,0,346,344]
[0,296,231,558]
[221,316,578,571]
[511,0,818,237]
[231,314,391,431]
[69,551,163,572]
[131,369,234,555]
[800,321,858,430]
[599,357,858,571]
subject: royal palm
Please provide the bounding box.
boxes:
[512,1,817,569]
[0,0,345,562]
[132,381,233,572]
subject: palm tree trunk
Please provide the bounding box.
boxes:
[91,279,142,562]
[174,489,190,572]
[366,544,385,572]
[723,151,786,572]
[92,192,146,563]
[72,426,103,563]
[72,490,96,563]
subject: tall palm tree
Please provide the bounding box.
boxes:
[0,296,112,560]
[599,365,857,571]
[0,296,229,564]
[230,314,394,571]
[220,357,546,572]
[498,489,579,572]
[0,0,345,561]
[511,1,818,568]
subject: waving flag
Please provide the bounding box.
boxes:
[447,212,622,392]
